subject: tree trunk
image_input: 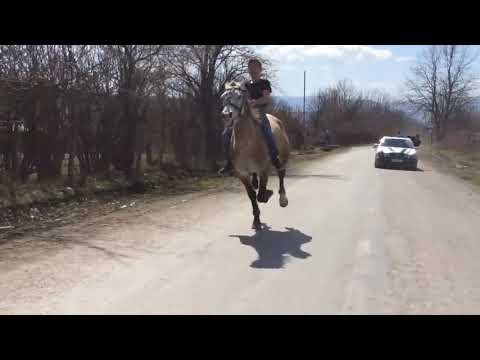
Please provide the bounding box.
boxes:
[145,143,159,166]
[6,173,17,206]
[135,151,142,177]
[10,131,19,180]
[200,97,220,171]
[120,96,137,178]
[67,151,75,186]
[435,123,444,142]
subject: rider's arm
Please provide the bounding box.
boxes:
[251,89,272,106]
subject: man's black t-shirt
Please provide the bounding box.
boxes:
[245,79,272,100]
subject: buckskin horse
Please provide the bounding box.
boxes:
[220,81,290,230]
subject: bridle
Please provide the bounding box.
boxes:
[223,86,248,116]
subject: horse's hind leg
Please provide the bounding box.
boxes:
[239,176,261,230]
[278,168,288,207]
[251,173,259,190]
[257,172,273,203]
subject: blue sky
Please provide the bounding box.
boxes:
[253,45,480,98]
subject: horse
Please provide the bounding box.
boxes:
[220,81,290,230]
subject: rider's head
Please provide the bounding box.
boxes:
[248,58,262,80]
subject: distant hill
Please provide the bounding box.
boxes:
[274,96,315,110]
[274,96,480,124]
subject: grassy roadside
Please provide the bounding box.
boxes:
[290,146,341,163]
[1,146,339,210]
[0,147,342,240]
[420,145,480,187]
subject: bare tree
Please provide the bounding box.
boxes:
[164,45,273,170]
[405,45,478,142]
[271,99,305,149]
[0,44,277,196]
[307,80,415,145]
[91,45,165,181]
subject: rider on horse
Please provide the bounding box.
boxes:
[218,58,285,175]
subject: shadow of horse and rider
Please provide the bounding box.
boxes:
[230,226,312,269]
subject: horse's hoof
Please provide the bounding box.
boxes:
[257,189,273,203]
[279,196,289,208]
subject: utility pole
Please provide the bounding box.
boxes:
[303,70,306,148]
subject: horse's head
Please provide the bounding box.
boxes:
[221,81,247,123]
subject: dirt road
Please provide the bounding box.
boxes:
[1,146,480,314]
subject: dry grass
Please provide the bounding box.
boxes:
[2,147,340,208]
[0,146,342,221]
[290,146,342,164]
[421,145,480,187]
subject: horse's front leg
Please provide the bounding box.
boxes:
[257,171,273,203]
[239,176,261,230]
[278,168,288,207]
[251,172,259,190]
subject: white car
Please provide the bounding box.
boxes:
[373,136,418,170]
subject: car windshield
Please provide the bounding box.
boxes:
[382,138,413,148]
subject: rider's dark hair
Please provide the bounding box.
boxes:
[248,58,262,67]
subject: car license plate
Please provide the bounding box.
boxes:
[392,159,403,163]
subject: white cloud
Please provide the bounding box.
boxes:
[395,56,415,63]
[258,45,394,62]
[278,63,297,72]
